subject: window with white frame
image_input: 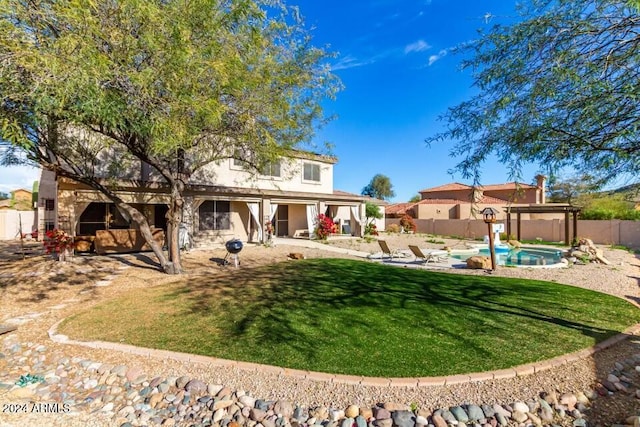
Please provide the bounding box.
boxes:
[199,201,231,231]
[303,163,320,182]
[261,161,281,178]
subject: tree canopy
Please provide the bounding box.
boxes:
[426,0,640,186]
[0,0,339,272]
[362,174,395,200]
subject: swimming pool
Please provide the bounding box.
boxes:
[451,246,565,267]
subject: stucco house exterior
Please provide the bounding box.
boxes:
[387,175,547,221]
[37,151,384,248]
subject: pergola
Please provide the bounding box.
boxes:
[505,204,582,244]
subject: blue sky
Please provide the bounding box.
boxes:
[304,0,542,202]
[0,1,542,201]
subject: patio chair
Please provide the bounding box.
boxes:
[408,245,449,264]
[378,240,402,259]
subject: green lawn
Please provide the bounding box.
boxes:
[59,258,640,377]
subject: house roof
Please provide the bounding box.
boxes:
[333,190,387,205]
[419,181,538,194]
[385,202,417,215]
[416,196,508,205]
[418,182,472,193]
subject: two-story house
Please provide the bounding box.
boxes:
[387,175,547,221]
[37,151,384,248]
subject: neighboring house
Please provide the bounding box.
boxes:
[387,175,547,221]
[0,188,33,211]
[0,188,36,240]
[38,152,385,247]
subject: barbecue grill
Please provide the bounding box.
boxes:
[223,238,243,268]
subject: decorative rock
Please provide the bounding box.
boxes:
[480,405,495,419]
[559,393,577,410]
[176,376,190,389]
[431,413,448,427]
[512,402,529,414]
[491,405,510,418]
[112,365,127,377]
[346,405,360,419]
[360,407,373,420]
[330,409,345,422]
[185,379,207,394]
[342,418,355,427]
[440,410,458,425]
[465,405,484,421]
[309,407,329,420]
[527,413,542,426]
[466,256,491,269]
[374,419,393,427]
[240,395,257,408]
[511,411,528,423]
[572,419,586,427]
[415,415,428,426]
[251,409,268,422]
[450,407,469,423]
[542,391,558,406]
[374,408,392,420]
[274,400,294,418]
[392,410,415,427]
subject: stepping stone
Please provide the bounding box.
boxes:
[0,324,17,335]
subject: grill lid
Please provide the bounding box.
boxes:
[225,239,243,254]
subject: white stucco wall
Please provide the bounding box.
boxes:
[192,157,334,194]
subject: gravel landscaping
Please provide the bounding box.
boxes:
[1,236,639,427]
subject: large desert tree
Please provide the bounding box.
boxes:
[0,0,339,273]
[426,0,640,187]
[361,174,395,200]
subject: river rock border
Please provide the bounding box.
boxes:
[2,335,640,427]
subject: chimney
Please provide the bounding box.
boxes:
[535,174,547,204]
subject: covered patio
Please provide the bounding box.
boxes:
[505,204,582,244]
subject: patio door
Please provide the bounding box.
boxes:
[275,205,289,237]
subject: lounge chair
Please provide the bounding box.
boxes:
[378,240,402,259]
[408,245,449,264]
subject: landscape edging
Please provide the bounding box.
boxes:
[47,318,640,387]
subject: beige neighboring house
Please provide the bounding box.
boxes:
[38,151,385,248]
[0,188,36,240]
[387,175,547,221]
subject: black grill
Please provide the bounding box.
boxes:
[225,239,243,254]
[223,239,243,267]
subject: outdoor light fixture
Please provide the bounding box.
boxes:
[481,207,500,271]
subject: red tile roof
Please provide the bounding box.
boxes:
[419,181,537,193]
[416,196,508,205]
[418,182,472,193]
[385,202,417,215]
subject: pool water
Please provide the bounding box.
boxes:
[452,247,564,267]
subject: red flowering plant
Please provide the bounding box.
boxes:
[43,229,74,254]
[314,213,338,240]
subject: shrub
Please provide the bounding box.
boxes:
[387,223,401,233]
[43,229,74,254]
[314,214,338,240]
[364,222,379,236]
[399,214,417,233]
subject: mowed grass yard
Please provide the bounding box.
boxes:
[59,258,640,377]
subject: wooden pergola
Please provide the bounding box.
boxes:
[505,204,582,244]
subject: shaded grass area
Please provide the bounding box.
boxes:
[60,259,640,377]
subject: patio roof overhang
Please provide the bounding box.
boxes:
[504,203,582,244]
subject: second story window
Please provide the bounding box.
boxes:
[45,199,55,211]
[303,163,320,182]
[261,161,281,178]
